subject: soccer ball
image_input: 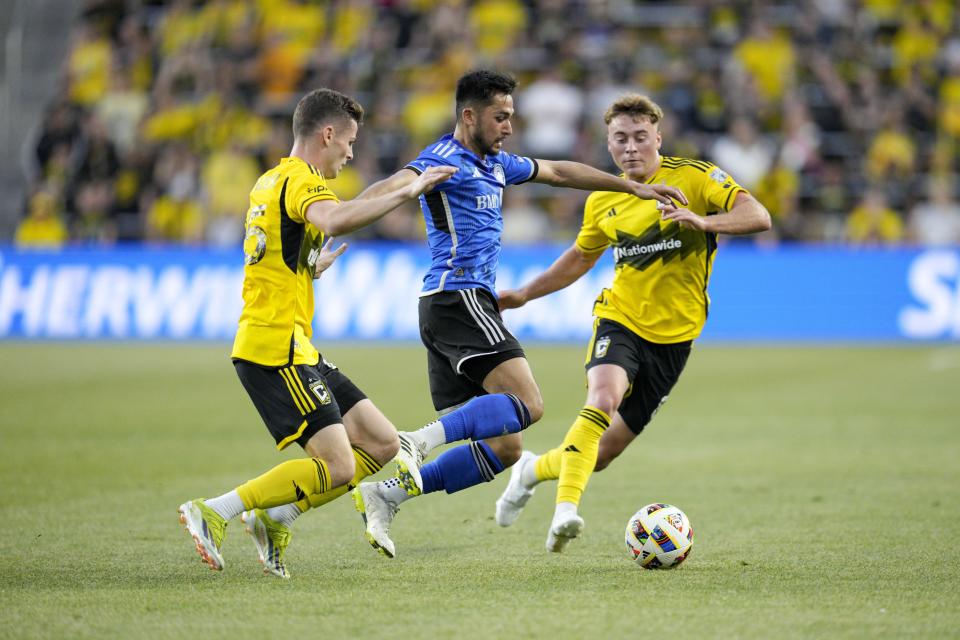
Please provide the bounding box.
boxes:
[624,503,693,569]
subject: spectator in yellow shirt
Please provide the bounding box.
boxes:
[67,22,112,106]
[846,189,904,245]
[15,190,68,248]
[733,18,796,103]
[469,0,527,56]
[866,108,916,182]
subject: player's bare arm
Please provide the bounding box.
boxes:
[355,167,420,200]
[307,166,456,235]
[660,192,771,234]
[533,160,687,207]
[498,244,603,310]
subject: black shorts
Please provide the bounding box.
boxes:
[419,288,525,411]
[585,318,692,435]
[233,357,367,450]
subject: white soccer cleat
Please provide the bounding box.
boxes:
[352,483,399,558]
[495,450,537,527]
[177,498,226,571]
[241,509,291,579]
[545,511,585,553]
[395,432,426,497]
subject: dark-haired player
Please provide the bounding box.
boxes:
[351,71,687,557]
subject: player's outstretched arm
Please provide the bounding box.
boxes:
[660,192,771,235]
[306,166,456,236]
[532,159,688,207]
[355,167,419,199]
[498,244,602,310]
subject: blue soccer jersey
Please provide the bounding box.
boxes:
[405,134,538,295]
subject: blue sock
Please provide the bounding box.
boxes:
[439,393,531,443]
[420,441,506,494]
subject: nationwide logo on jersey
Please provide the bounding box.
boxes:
[612,220,702,272]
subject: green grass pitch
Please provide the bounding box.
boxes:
[0,343,957,638]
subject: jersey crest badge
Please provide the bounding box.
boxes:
[310,379,332,405]
[493,164,505,185]
[709,167,729,183]
[595,336,611,358]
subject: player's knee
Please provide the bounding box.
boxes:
[586,390,621,418]
[519,391,544,424]
[486,433,523,467]
[369,431,400,465]
[326,455,356,488]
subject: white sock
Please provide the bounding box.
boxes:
[554,501,578,521]
[265,503,302,528]
[521,454,540,489]
[412,420,446,453]
[379,476,414,505]
[205,490,246,521]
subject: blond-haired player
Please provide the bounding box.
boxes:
[495,94,771,552]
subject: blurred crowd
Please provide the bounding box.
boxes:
[14,0,960,248]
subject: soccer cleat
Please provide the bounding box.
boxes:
[545,511,585,553]
[241,509,291,579]
[178,499,227,571]
[495,450,538,527]
[395,432,426,497]
[352,483,398,558]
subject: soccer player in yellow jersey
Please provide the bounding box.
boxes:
[494,94,771,552]
[177,88,455,577]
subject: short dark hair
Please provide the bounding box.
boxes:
[455,70,517,121]
[292,88,364,139]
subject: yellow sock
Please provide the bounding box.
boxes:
[236,457,333,510]
[294,446,383,512]
[556,406,610,506]
[534,447,563,482]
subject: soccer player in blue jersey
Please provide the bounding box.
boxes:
[351,70,686,557]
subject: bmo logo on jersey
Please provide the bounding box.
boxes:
[476,189,503,210]
[899,251,960,339]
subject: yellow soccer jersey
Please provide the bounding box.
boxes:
[576,156,747,344]
[232,157,338,366]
